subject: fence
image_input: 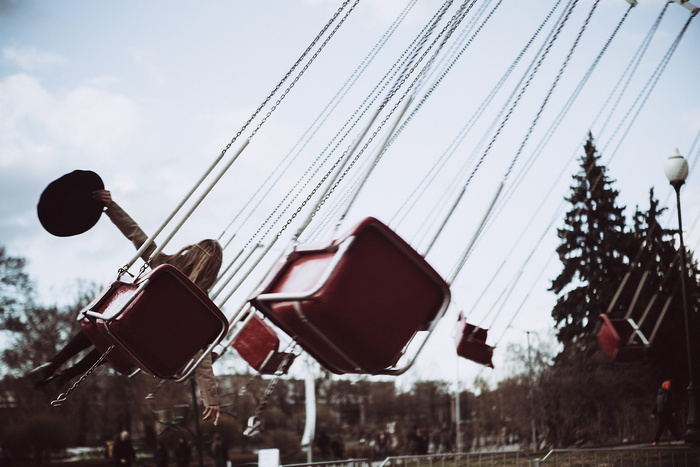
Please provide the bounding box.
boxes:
[536,446,700,467]
[283,446,700,467]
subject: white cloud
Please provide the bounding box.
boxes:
[2,46,67,71]
[48,86,139,156]
[0,73,55,170]
[0,73,141,174]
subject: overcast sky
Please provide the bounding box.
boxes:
[1,0,699,388]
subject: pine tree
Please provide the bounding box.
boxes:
[550,133,629,351]
[633,189,700,388]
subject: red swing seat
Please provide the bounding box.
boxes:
[249,217,451,375]
[80,283,139,375]
[597,314,647,363]
[455,314,494,368]
[80,264,229,380]
[232,314,296,375]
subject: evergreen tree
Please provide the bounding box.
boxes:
[550,133,629,351]
[543,135,700,446]
[542,135,657,446]
[632,189,700,390]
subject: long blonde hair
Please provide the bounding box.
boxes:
[156,239,223,293]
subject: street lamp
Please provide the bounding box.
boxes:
[664,149,700,444]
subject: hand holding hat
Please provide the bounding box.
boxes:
[37,170,106,237]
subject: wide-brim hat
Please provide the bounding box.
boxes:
[37,170,105,237]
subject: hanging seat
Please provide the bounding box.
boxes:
[80,264,229,380]
[249,217,451,375]
[455,313,494,368]
[232,314,296,375]
[596,314,648,363]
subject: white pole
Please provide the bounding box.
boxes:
[300,358,317,463]
[455,355,461,453]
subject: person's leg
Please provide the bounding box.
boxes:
[36,348,105,393]
[28,331,93,383]
[670,416,683,441]
[49,331,93,367]
[59,348,103,380]
[654,419,665,444]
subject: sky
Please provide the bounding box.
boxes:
[1,0,699,391]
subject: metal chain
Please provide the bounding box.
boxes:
[226,0,361,255]
[295,0,474,226]
[282,1,471,239]
[145,379,167,400]
[248,0,360,142]
[464,0,578,189]
[216,0,357,164]
[51,345,114,407]
[243,344,300,437]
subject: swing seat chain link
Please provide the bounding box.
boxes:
[51,345,114,407]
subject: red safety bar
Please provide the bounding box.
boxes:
[81,264,229,380]
[455,314,494,368]
[597,314,647,363]
[232,314,296,375]
[249,217,451,375]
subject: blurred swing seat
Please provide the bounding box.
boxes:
[249,216,451,375]
[596,314,648,363]
[455,313,494,368]
[232,314,296,375]
[80,264,229,380]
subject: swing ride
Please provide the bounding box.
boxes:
[33,0,698,434]
[230,313,297,375]
[597,247,683,363]
[455,312,495,368]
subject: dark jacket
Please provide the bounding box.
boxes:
[112,438,136,467]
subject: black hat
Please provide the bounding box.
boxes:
[37,170,105,237]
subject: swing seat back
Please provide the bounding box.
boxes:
[81,264,229,379]
[597,314,647,363]
[455,315,494,368]
[250,217,451,375]
[232,314,296,375]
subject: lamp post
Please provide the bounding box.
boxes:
[664,149,700,444]
[526,331,537,452]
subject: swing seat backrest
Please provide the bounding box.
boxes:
[81,264,229,380]
[455,315,494,368]
[232,314,296,375]
[249,216,451,375]
[597,314,647,363]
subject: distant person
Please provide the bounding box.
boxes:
[112,431,136,467]
[209,433,228,467]
[651,380,682,445]
[174,438,190,467]
[104,436,114,460]
[0,446,12,467]
[315,430,331,461]
[155,440,169,467]
[331,436,345,460]
[376,430,388,457]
